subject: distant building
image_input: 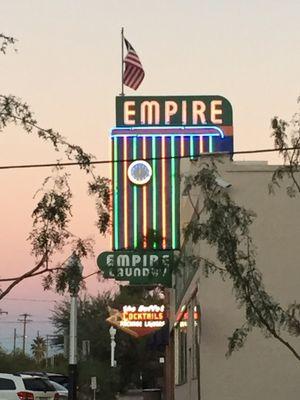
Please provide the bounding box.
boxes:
[167,156,300,400]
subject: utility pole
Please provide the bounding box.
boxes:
[13,328,22,356]
[18,313,32,354]
[45,334,57,368]
[46,335,49,368]
[68,253,83,400]
[69,295,78,400]
[64,329,68,358]
[13,328,16,356]
[0,309,9,352]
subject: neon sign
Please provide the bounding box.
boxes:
[121,305,165,328]
[121,99,223,125]
[97,250,173,287]
[111,95,234,251]
[111,125,225,138]
[116,96,232,127]
[106,304,167,338]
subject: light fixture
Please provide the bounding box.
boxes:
[128,160,152,185]
[215,176,232,189]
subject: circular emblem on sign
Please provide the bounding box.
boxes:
[128,160,152,185]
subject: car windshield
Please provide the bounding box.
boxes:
[23,378,55,392]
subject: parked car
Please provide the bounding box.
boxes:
[18,373,68,389]
[46,374,68,389]
[49,381,68,400]
[0,373,59,400]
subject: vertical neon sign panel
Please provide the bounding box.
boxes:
[113,138,119,250]
[152,137,157,248]
[133,137,138,248]
[111,95,233,251]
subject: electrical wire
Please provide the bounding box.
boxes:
[3,298,56,303]
[0,321,51,324]
[0,145,299,171]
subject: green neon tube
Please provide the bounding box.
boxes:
[171,137,177,249]
[152,137,157,249]
[209,136,213,153]
[113,139,119,250]
[190,136,194,159]
[133,137,138,248]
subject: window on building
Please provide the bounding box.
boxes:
[175,316,188,385]
[192,302,201,380]
[175,238,199,308]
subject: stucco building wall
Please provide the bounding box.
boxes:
[170,157,300,400]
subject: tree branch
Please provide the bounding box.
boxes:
[83,270,101,280]
[243,271,300,361]
[0,255,47,301]
[185,160,300,361]
[0,33,17,54]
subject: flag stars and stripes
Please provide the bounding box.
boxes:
[123,38,145,90]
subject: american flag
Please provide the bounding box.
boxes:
[123,38,145,90]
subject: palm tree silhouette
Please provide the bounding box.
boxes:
[31,335,47,364]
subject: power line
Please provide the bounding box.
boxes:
[3,297,56,303]
[0,145,298,171]
[0,320,51,324]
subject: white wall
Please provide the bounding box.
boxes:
[172,157,300,400]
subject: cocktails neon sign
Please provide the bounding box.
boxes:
[121,305,165,329]
[106,304,167,338]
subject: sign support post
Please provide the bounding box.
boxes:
[91,377,97,400]
[109,326,117,367]
[120,27,124,96]
[68,295,78,400]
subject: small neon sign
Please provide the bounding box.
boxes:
[106,304,167,338]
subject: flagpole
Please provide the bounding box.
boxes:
[121,27,125,96]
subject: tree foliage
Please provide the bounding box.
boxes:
[0,346,67,373]
[183,158,300,360]
[0,348,42,371]
[51,289,165,394]
[0,33,17,54]
[0,33,110,299]
[270,97,300,196]
[51,293,112,356]
[31,335,47,364]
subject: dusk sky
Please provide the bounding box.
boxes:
[0,0,299,352]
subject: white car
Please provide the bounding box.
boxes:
[0,373,59,400]
[48,381,68,400]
